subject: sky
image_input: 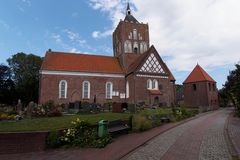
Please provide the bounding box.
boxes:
[0,0,240,88]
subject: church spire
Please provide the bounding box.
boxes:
[126,2,131,15]
[124,2,138,23]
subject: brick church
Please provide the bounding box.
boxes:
[39,3,176,106]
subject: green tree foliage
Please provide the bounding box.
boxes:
[7,53,42,104]
[222,64,240,116]
[0,64,16,104]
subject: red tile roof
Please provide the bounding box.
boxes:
[183,64,216,83]
[41,51,125,74]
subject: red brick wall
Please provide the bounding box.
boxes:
[39,74,125,105]
[113,21,149,57]
[183,81,219,109]
[126,74,175,106]
[0,131,48,154]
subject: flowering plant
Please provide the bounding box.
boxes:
[60,118,112,148]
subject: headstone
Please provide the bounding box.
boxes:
[27,101,34,118]
[16,99,22,115]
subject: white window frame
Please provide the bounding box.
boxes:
[133,29,137,40]
[59,80,67,99]
[82,81,90,99]
[105,82,113,99]
[147,79,152,90]
[153,79,158,90]
[126,81,129,98]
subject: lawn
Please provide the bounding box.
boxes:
[0,112,131,132]
[139,108,173,115]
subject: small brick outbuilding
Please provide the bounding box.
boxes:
[183,64,219,111]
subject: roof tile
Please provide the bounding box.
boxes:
[183,64,216,83]
[41,51,125,74]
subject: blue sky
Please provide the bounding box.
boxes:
[0,0,239,88]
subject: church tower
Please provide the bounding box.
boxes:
[112,3,149,69]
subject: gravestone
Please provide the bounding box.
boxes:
[27,101,34,118]
[16,99,22,115]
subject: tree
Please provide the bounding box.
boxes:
[7,53,42,104]
[0,64,16,104]
[222,64,240,116]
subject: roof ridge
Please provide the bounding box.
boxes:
[48,51,116,58]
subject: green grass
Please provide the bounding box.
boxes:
[0,112,130,132]
[139,108,173,116]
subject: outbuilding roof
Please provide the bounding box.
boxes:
[183,64,216,83]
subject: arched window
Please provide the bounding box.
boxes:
[133,42,138,54]
[82,81,90,99]
[59,80,67,98]
[106,82,113,99]
[147,79,152,90]
[126,81,129,98]
[140,43,144,53]
[143,43,147,52]
[152,79,158,90]
[133,29,137,40]
[124,40,132,53]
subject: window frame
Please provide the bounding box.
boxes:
[152,79,158,90]
[82,81,90,99]
[147,79,152,90]
[59,80,67,99]
[105,82,113,99]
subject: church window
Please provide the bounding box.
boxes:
[126,81,129,98]
[143,43,147,52]
[140,43,144,53]
[124,40,132,53]
[129,32,132,39]
[213,83,216,91]
[208,83,211,91]
[133,29,137,40]
[152,79,158,90]
[82,81,90,99]
[106,82,113,99]
[133,42,138,54]
[59,80,67,98]
[147,79,152,90]
[193,84,197,91]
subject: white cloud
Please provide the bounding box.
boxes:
[22,0,31,6]
[89,0,126,38]
[50,29,94,54]
[88,0,240,72]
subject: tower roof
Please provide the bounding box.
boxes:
[124,2,139,23]
[183,64,216,84]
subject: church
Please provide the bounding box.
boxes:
[39,4,176,106]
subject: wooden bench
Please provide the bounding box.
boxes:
[160,116,170,123]
[107,119,129,136]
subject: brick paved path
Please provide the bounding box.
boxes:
[123,109,232,160]
[227,111,240,158]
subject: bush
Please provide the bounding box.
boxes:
[60,118,112,148]
[132,115,152,132]
[47,130,61,148]
[128,115,133,130]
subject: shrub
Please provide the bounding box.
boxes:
[132,115,152,132]
[128,115,133,130]
[60,118,112,148]
[47,130,61,148]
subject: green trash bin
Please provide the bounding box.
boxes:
[98,120,109,138]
